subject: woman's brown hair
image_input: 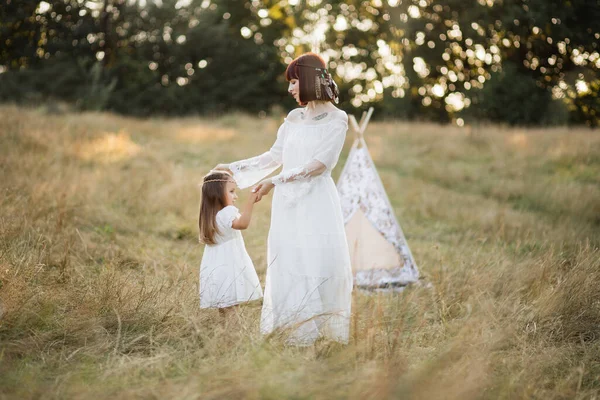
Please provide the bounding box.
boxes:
[198,171,233,245]
[285,52,340,106]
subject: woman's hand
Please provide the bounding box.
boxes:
[212,163,232,174]
[252,179,274,202]
[248,190,261,204]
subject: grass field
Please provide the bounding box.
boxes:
[1,104,599,399]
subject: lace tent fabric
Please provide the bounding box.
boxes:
[336,108,419,290]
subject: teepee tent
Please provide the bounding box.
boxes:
[337,108,419,289]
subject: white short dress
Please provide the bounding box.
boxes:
[199,205,263,309]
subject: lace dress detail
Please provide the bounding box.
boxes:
[229,124,284,189]
[228,108,353,345]
[269,162,322,207]
[267,115,347,207]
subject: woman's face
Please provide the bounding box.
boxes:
[288,79,300,104]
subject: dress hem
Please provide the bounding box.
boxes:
[200,297,262,309]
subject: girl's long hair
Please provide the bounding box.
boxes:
[198,171,231,245]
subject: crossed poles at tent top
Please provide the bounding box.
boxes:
[348,107,374,147]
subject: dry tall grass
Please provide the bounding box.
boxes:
[1,105,599,399]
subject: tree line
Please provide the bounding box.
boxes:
[1,0,598,126]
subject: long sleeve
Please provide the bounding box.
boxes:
[229,122,286,189]
[270,117,347,186]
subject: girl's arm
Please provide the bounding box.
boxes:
[231,192,259,230]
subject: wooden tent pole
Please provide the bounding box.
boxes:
[350,107,374,143]
[360,107,374,135]
[360,111,367,126]
[349,115,361,137]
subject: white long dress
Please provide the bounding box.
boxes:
[199,205,263,308]
[230,107,353,345]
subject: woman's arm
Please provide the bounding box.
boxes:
[252,116,348,199]
[252,160,326,201]
[271,116,347,185]
[270,159,327,184]
[229,151,281,188]
[217,123,286,189]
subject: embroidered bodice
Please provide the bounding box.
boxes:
[229,108,348,205]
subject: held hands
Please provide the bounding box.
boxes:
[252,179,274,202]
[246,182,268,204]
[248,190,260,204]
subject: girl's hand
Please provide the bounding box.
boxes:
[249,191,260,204]
[212,163,231,174]
[252,179,274,202]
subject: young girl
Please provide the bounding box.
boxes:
[198,171,263,311]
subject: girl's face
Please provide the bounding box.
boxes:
[288,79,300,104]
[224,180,238,206]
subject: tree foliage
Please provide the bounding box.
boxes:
[0,0,598,125]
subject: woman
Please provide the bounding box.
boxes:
[214,53,352,345]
